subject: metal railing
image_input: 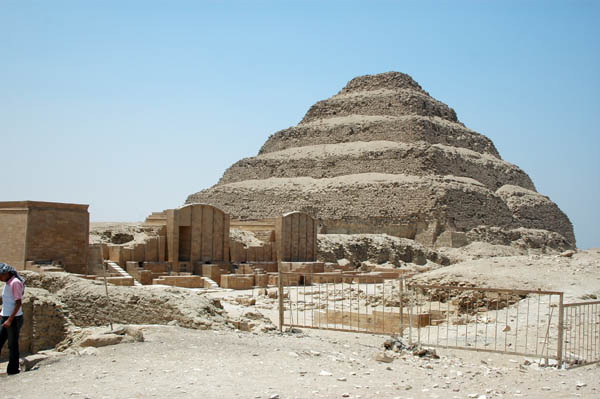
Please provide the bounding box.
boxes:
[277,272,410,335]
[407,284,564,363]
[562,301,600,367]
[275,271,598,368]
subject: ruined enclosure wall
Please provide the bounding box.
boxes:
[0,207,28,268]
[276,212,317,262]
[0,288,69,361]
[167,204,230,267]
[25,203,89,274]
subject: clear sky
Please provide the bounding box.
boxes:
[2,1,599,249]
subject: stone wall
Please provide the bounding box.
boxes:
[0,287,69,361]
[0,205,28,267]
[0,201,89,273]
[25,203,89,274]
[276,212,318,262]
[167,204,230,271]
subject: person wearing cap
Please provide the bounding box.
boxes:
[0,263,25,375]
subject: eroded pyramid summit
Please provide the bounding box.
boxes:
[187,72,575,249]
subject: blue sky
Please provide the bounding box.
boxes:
[2,1,598,249]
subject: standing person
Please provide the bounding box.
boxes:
[0,263,25,375]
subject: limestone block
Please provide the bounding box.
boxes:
[255,274,269,288]
[105,276,134,286]
[142,261,171,274]
[80,333,123,348]
[201,264,222,285]
[220,274,254,290]
[158,236,166,262]
[145,237,159,262]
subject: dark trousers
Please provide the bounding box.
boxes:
[0,315,24,374]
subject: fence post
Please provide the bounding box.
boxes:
[408,283,413,345]
[557,292,564,367]
[399,277,404,336]
[278,262,284,332]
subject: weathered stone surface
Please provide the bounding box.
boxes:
[496,185,574,245]
[219,141,533,191]
[186,72,576,249]
[80,333,123,348]
[317,234,449,267]
[260,115,499,157]
[21,271,229,330]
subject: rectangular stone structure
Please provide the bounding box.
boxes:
[167,204,230,271]
[276,212,318,263]
[0,201,89,274]
[220,274,254,290]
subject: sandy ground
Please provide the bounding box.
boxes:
[2,250,599,398]
[414,248,600,302]
[1,324,598,399]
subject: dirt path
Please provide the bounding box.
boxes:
[1,324,598,399]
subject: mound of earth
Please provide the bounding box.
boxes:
[317,234,450,267]
[409,248,600,301]
[186,72,575,250]
[21,271,231,330]
[90,222,164,245]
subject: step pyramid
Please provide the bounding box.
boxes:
[187,72,575,249]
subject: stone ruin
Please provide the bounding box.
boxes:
[0,73,582,363]
[186,72,575,250]
[0,201,90,274]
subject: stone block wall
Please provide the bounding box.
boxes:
[167,204,230,271]
[220,274,254,290]
[0,205,28,267]
[276,212,317,262]
[0,201,89,273]
[153,275,206,288]
[0,288,69,361]
[25,203,89,274]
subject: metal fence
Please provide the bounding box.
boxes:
[277,272,410,335]
[407,284,564,363]
[276,271,599,368]
[562,301,600,367]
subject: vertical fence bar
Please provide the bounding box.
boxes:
[514,296,520,353]
[446,291,451,348]
[494,293,499,351]
[325,276,329,328]
[317,275,322,327]
[535,294,542,356]
[417,288,421,347]
[399,278,404,336]
[474,295,479,350]
[436,291,441,347]
[557,293,564,366]
[311,275,315,327]
[427,290,432,345]
[277,269,283,331]
[525,296,530,354]
[302,274,306,327]
[381,278,386,334]
[408,285,413,345]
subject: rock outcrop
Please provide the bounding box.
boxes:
[186,72,575,249]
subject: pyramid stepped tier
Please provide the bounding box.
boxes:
[496,185,575,244]
[260,115,500,157]
[301,89,459,124]
[186,72,575,249]
[189,174,516,236]
[219,141,534,191]
[301,72,455,124]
